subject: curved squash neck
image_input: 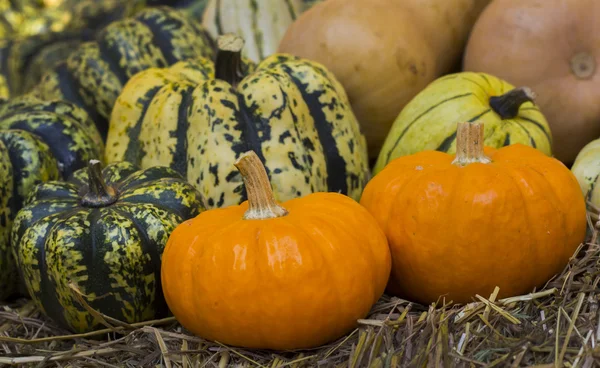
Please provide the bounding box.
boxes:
[215,34,246,88]
[489,87,535,119]
[80,160,118,207]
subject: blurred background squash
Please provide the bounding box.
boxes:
[463,0,600,166]
[278,0,491,160]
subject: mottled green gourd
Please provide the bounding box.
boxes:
[374,72,553,174]
[0,95,103,300]
[32,6,216,139]
[11,160,205,332]
[106,34,369,208]
[0,131,60,300]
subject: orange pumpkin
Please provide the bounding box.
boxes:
[360,122,586,305]
[161,151,391,350]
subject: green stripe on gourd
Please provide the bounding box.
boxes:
[374,72,553,174]
[106,34,369,208]
[0,95,104,177]
[11,160,205,332]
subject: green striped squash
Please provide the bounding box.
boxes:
[32,6,215,139]
[0,95,103,300]
[572,139,600,210]
[0,130,61,300]
[11,160,205,332]
[374,72,553,174]
[106,35,369,208]
[201,0,319,62]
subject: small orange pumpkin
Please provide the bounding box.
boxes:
[161,151,391,350]
[360,122,586,305]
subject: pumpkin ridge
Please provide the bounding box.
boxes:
[171,85,194,178]
[135,7,208,66]
[0,131,59,216]
[279,64,349,196]
[2,112,100,177]
[117,167,186,191]
[384,92,474,163]
[112,206,170,320]
[30,209,83,329]
[121,85,163,165]
[96,31,131,86]
[232,93,268,183]
[212,35,267,181]
[119,180,203,220]
[132,10,180,66]
[43,61,104,132]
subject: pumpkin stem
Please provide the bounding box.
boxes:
[489,87,536,119]
[234,151,289,220]
[452,122,491,166]
[215,33,246,88]
[80,160,118,207]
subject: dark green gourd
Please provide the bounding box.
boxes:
[11,160,205,332]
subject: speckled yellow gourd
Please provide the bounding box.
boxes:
[106,34,369,208]
[11,160,205,332]
[572,139,600,209]
[374,72,553,174]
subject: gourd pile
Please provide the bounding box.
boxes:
[0,0,597,358]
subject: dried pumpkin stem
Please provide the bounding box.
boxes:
[234,151,288,220]
[80,160,118,207]
[215,33,246,88]
[489,87,536,119]
[452,122,491,166]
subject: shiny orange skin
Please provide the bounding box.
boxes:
[360,144,587,305]
[161,192,391,350]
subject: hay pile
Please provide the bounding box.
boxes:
[1,214,599,367]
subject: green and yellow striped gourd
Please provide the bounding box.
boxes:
[0,95,103,300]
[374,72,553,174]
[106,34,369,208]
[32,6,215,139]
[12,160,205,332]
[201,0,320,62]
[572,139,600,210]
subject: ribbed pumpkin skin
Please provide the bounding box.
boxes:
[572,139,600,209]
[0,95,104,178]
[374,72,553,174]
[201,0,315,62]
[362,143,586,304]
[32,6,215,139]
[0,130,60,300]
[11,162,205,332]
[106,53,369,207]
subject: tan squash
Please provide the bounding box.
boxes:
[463,0,600,165]
[278,0,491,159]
